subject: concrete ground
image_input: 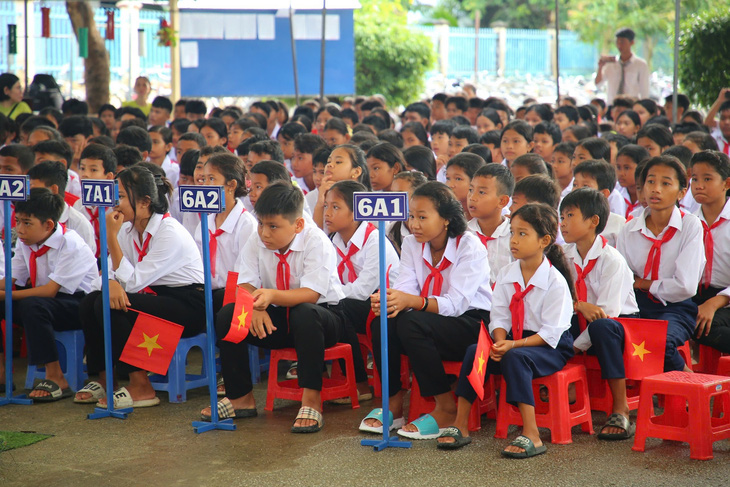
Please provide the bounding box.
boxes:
[0,354,728,487]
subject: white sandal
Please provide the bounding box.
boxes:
[97,387,160,409]
[74,381,106,404]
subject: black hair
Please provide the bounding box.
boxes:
[199,145,228,159]
[377,129,404,149]
[480,130,501,148]
[325,180,367,212]
[484,99,512,118]
[89,117,109,137]
[32,139,73,166]
[591,97,607,110]
[513,154,553,179]
[452,126,479,144]
[513,175,561,209]
[432,93,448,104]
[148,125,173,145]
[0,144,35,172]
[718,101,730,113]
[664,93,690,111]
[28,160,69,196]
[243,126,268,139]
[278,121,308,142]
[290,114,313,133]
[89,135,115,148]
[116,106,146,122]
[534,122,562,144]
[501,120,533,143]
[15,187,64,225]
[366,142,405,170]
[634,160,648,186]
[352,124,375,136]
[117,126,152,153]
[673,122,705,135]
[116,165,172,225]
[412,181,467,238]
[178,132,207,148]
[573,159,616,192]
[474,163,515,197]
[294,133,327,155]
[250,140,285,163]
[446,152,486,180]
[468,97,485,110]
[200,117,228,144]
[563,125,592,141]
[324,117,349,136]
[612,96,635,110]
[293,105,315,123]
[341,108,359,125]
[478,108,503,128]
[560,187,610,235]
[525,104,553,122]
[617,109,641,128]
[615,27,635,41]
[220,108,243,122]
[121,119,147,132]
[351,131,378,148]
[316,104,342,122]
[403,145,437,180]
[78,144,117,174]
[393,170,428,190]
[151,96,173,112]
[312,147,332,167]
[0,73,19,102]
[684,131,719,151]
[636,125,673,150]
[580,104,598,121]
[361,115,387,132]
[171,118,191,135]
[236,135,268,157]
[662,145,693,169]
[431,119,456,136]
[445,96,468,113]
[641,155,688,191]
[250,160,291,184]
[61,98,89,116]
[401,121,430,148]
[553,141,577,157]
[206,152,249,198]
[600,132,631,150]
[332,144,372,190]
[175,98,188,108]
[617,144,650,166]
[555,105,579,124]
[577,137,611,161]
[405,102,430,121]
[20,115,55,135]
[113,145,143,169]
[184,100,207,116]
[462,143,492,163]
[634,99,658,117]
[179,149,199,177]
[689,150,730,180]
[59,115,93,138]
[511,203,576,299]
[451,115,471,127]
[250,102,272,117]
[255,181,304,222]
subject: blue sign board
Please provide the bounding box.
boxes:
[81,180,118,208]
[0,175,29,201]
[178,186,225,214]
[353,192,408,222]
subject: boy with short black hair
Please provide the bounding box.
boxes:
[149,96,173,127]
[117,126,152,160]
[510,174,561,214]
[0,188,97,401]
[479,130,502,164]
[277,122,308,171]
[571,159,626,246]
[445,96,468,118]
[430,119,456,183]
[177,132,207,161]
[184,99,207,121]
[533,122,562,161]
[207,182,345,432]
[448,126,479,158]
[249,140,285,166]
[292,134,327,194]
[551,141,577,200]
[445,152,486,217]
[58,115,93,170]
[148,125,178,187]
[0,144,35,175]
[554,106,579,131]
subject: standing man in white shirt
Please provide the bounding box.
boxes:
[595,28,650,105]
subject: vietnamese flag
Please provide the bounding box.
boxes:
[222,287,253,344]
[119,309,184,375]
[467,321,494,400]
[617,317,668,380]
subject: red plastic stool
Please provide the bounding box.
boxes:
[678,341,693,371]
[632,371,730,460]
[265,343,360,411]
[569,354,641,416]
[408,361,496,432]
[717,356,730,377]
[494,363,594,444]
[697,345,727,375]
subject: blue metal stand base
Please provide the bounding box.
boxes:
[361,437,412,451]
[0,394,32,406]
[87,406,133,420]
[192,419,236,433]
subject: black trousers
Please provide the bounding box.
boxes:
[0,293,84,365]
[80,285,205,375]
[340,297,373,383]
[216,302,344,399]
[371,308,489,398]
[693,286,730,354]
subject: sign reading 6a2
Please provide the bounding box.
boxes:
[179,186,225,213]
[0,175,29,201]
[353,192,408,222]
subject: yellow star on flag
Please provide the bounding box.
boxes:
[236,308,249,331]
[631,340,651,361]
[477,351,485,375]
[137,332,164,357]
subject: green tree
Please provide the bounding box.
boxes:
[679,9,730,107]
[355,0,435,106]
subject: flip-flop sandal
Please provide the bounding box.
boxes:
[437,426,472,450]
[74,381,106,404]
[597,413,635,441]
[291,406,323,434]
[30,379,73,403]
[200,397,258,421]
[286,362,298,380]
[217,377,225,397]
[98,387,160,409]
[501,435,547,459]
[358,408,405,434]
[397,414,446,440]
[331,391,373,405]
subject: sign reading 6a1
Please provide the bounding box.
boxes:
[81,180,118,207]
[353,192,408,222]
[0,175,29,201]
[179,186,225,213]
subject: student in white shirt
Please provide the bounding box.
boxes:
[386,171,426,255]
[663,145,702,214]
[148,126,179,188]
[303,147,330,213]
[689,151,730,356]
[31,139,82,200]
[329,181,400,403]
[247,161,315,222]
[439,203,574,457]
[207,183,346,433]
[551,142,576,203]
[0,189,97,402]
[467,164,514,285]
[359,182,492,439]
[76,166,205,408]
[571,159,626,246]
[615,144,650,219]
[28,161,97,255]
[595,28,650,104]
[193,152,257,311]
[500,120,534,170]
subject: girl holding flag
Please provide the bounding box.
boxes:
[438,203,575,458]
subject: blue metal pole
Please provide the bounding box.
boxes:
[0,199,31,406]
[192,212,235,433]
[88,209,131,419]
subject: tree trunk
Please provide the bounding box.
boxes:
[66,1,109,113]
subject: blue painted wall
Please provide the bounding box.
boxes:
[180,9,355,97]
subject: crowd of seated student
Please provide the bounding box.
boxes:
[1,84,730,459]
